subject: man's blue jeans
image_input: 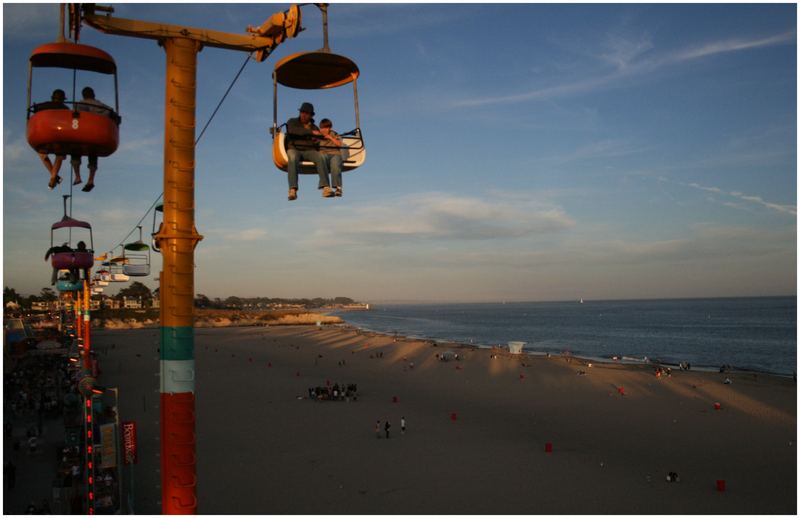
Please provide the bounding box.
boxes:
[287,148,329,190]
[324,154,343,188]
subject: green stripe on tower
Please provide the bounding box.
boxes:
[160,326,194,361]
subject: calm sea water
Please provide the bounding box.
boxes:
[334,297,797,376]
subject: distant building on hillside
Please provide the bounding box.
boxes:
[332,303,370,311]
[102,298,122,310]
[31,301,59,312]
[123,297,142,309]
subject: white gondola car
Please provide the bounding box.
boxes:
[272,130,365,174]
[123,226,150,277]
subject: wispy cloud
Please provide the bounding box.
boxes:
[660,177,796,216]
[2,136,28,167]
[304,192,574,247]
[226,228,268,241]
[599,33,654,71]
[530,138,647,166]
[671,31,795,62]
[452,30,795,107]
[325,4,475,40]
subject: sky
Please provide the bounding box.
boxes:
[2,2,797,303]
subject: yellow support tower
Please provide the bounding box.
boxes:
[80,5,302,514]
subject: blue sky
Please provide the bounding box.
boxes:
[3,3,797,302]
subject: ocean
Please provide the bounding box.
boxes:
[333,297,797,376]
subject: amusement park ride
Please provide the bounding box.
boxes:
[29,3,364,514]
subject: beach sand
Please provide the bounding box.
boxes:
[93,325,796,514]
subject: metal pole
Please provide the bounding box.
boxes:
[58,3,66,43]
[84,279,90,370]
[111,388,123,513]
[76,287,83,362]
[85,395,95,514]
[353,79,360,131]
[319,3,329,51]
[272,72,278,135]
[156,36,202,515]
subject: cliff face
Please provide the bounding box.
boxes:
[93,309,343,329]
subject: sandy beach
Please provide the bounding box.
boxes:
[92,324,796,514]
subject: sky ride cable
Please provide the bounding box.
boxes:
[100,52,254,256]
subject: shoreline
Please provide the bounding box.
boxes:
[82,307,795,378]
[332,321,796,379]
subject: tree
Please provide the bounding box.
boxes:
[4,286,20,304]
[194,294,210,308]
[40,288,57,302]
[119,281,153,302]
[224,296,242,308]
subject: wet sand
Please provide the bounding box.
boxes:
[93,325,796,514]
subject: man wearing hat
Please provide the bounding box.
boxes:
[285,102,332,200]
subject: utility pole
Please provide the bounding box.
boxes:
[80,4,303,513]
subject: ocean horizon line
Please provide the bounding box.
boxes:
[360,294,796,305]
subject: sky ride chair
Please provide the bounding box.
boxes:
[56,271,83,293]
[50,195,94,278]
[271,6,365,174]
[104,253,131,283]
[122,226,151,277]
[93,269,112,284]
[27,38,122,161]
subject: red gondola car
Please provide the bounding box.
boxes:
[27,41,121,157]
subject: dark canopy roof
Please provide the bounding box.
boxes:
[30,42,116,74]
[52,216,91,230]
[274,51,358,89]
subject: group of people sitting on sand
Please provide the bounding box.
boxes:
[307,382,358,402]
[654,366,672,378]
[435,352,460,362]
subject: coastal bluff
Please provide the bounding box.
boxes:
[93,308,342,329]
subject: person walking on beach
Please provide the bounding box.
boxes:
[401,416,406,435]
[375,420,381,439]
[385,419,391,439]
